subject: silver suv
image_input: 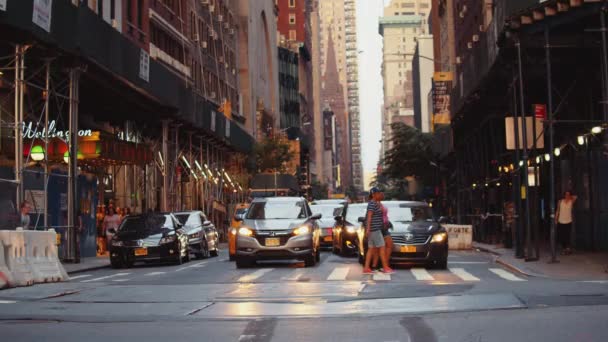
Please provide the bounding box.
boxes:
[234,197,322,268]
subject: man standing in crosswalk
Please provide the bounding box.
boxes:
[363,187,395,275]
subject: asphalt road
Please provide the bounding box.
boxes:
[1,249,608,341]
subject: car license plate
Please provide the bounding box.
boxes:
[400,245,416,253]
[134,248,148,256]
[265,238,280,247]
[324,236,333,242]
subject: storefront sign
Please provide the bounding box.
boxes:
[0,0,7,12]
[32,0,52,33]
[139,49,150,82]
[22,120,92,140]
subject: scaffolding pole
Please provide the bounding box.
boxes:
[43,61,50,229]
[14,45,24,209]
[66,67,80,262]
[162,120,169,212]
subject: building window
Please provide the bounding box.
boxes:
[289,30,296,40]
[289,13,296,25]
[289,0,296,8]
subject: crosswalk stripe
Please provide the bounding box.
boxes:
[282,269,305,281]
[81,273,130,283]
[327,267,350,281]
[449,268,480,281]
[372,272,391,281]
[489,268,526,281]
[69,274,92,280]
[145,272,166,276]
[411,268,434,281]
[112,279,131,282]
[239,269,274,282]
[0,300,17,304]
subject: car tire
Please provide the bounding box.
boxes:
[210,246,219,257]
[236,256,254,269]
[357,249,364,265]
[175,242,184,265]
[435,257,448,270]
[196,240,210,259]
[304,253,316,267]
[315,247,321,263]
[110,257,123,269]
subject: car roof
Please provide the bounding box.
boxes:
[310,203,344,208]
[311,199,346,204]
[251,197,306,203]
[173,211,203,215]
[383,201,429,207]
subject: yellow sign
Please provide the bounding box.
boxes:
[521,186,527,200]
[330,194,346,199]
[218,100,232,119]
[433,71,453,82]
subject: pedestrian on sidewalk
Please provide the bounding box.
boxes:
[103,207,121,254]
[19,201,31,230]
[363,187,394,275]
[556,191,577,255]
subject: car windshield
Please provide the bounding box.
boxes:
[246,201,307,220]
[174,213,201,227]
[345,205,367,224]
[384,204,434,222]
[118,215,174,235]
[310,204,343,219]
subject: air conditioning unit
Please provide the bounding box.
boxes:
[201,0,209,4]
[224,63,229,69]
[467,42,473,49]
[224,22,230,29]
[232,68,236,75]
[209,5,215,13]
[456,56,462,64]
[202,41,208,49]
[479,24,485,32]
[472,34,479,42]
[111,19,119,28]
[219,56,224,63]
[229,28,235,35]
[218,15,224,22]
[193,33,200,42]
[210,91,216,98]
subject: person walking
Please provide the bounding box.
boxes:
[556,191,577,255]
[372,204,393,271]
[363,187,394,275]
[103,206,121,253]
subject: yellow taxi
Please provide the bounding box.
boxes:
[229,203,249,261]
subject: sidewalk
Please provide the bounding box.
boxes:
[62,256,110,274]
[474,242,608,280]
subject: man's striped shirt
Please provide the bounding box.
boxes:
[367,200,384,231]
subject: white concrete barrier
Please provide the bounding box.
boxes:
[1,229,34,287]
[444,224,473,250]
[0,232,15,289]
[23,229,69,283]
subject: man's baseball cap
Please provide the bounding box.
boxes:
[369,186,382,198]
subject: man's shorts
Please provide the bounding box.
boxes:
[368,230,385,248]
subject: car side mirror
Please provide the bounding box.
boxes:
[334,215,343,222]
[203,220,212,226]
[310,213,322,220]
[358,216,365,223]
[438,216,448,224]
[107,228,117,235]
[234,215,244,222]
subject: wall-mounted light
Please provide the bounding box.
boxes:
[591,126,603,134]
[544,153,551,162]
[518,160,524,167]
[554,147,561,157]
[472,183,477,189]
[577,136,585,145]
[496,182,501,187]
[535,156,541,165]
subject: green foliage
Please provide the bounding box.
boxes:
[382,123,436,184]
[253,137,294,173]
[311,181,328,200]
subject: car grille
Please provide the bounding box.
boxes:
[393,252,428,258]
[254,231,292,246]
[391,234,430,245]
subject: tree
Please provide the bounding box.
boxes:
[381,123,438,198]
[311,181,328,200]
[253,136,294,173]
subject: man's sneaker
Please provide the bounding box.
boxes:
[362,268,374,275]
[381,267,395,274]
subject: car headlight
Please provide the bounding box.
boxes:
[230,228,237,235]
[238,227,254,237]
[189,232,201,239]
[431,232,447,243]
[159,235,177,244]
[345,226,357,234]
[111,240,123,247]
[293,226,311,235]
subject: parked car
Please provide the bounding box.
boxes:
[310,202,347,249]
[109,213,189,268]
[311,199,347,206]
[174,211,219,259]
[234,197,322,268]
[229,203,249,261]
[356,201,448,269]
[332,203,367,256]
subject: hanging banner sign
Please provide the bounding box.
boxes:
[139,49,150,82]
[0,0,7,12]
[432,71,452,125]
[32,0,52,33]
[22,120,92,140]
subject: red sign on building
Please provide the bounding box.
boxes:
[534,104,547,119]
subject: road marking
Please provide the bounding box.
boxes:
[175,261,208,272]
[448,261,488,264]
[238,269,274,282]
[81,273,130,283]
[145,272,166,276]
[282,269,305,281]
[69,274,92,280]
[490,268,526,281]
[581,280,608,284]
[411,268,434,281]
[449,268,480,281]
[238,335,256,342]
[373,272,391,281]
[327,267,350,281]
[0,300,17,304]
[112,279,131,282]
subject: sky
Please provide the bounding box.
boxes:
[356,0,389,188]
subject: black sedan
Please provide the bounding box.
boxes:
[174,211,219,259]
[108,213,190,268]
[356,201,448,269]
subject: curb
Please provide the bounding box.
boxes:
[494,258,545,278]
[473,244,502,256]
